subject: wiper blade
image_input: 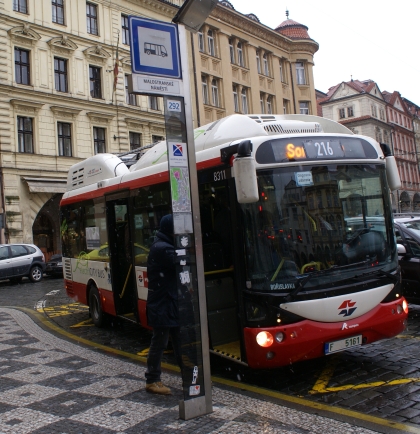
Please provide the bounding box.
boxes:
[285,265,338,302]
[358,268,399,284]
[285,259,373,302]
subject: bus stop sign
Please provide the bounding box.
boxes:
[129,16,181,79]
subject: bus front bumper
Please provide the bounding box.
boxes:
[243,297,408,369]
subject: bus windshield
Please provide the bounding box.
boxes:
[242,164,397,292]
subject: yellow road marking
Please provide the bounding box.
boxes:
[397,334,420,341]
[310,355,340,394]
[18,307,420,434]
[310,343,420,394]
[70,319,94,328]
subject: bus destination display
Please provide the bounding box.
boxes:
[256,136,378,164]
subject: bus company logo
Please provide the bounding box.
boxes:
[138,271,148,288]
[87,167,102,178]
[338,300,357,317]
[341,322,359,330]
[270,283,295,290]
[172,143,183,157]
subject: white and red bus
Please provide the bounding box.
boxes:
[60,114,408,369]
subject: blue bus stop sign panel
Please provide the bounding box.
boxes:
[129,16,181,79]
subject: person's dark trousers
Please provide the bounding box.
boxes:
[146,326,182,384]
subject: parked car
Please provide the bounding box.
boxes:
[0,244,46,283]
[45,254,63,277]
[394,216,420,304]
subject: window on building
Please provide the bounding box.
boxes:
[125,75,136,105]
[241,88,248,114]
[86,2,98,35]
[379,108,385,121]
[371,105,377,117]
[347,106,354,117]
[263,53,269,76]
[256,51,261,74]
[52,0,64,24]
[54,57,68,92]
[299,101,309,115]
[202,75,209,105]
[148,96,159,110]
[339,108,346,119]
[57,122,72,156]
[207,29,215,56]
[17,116,33,153]
[121,14,129,45]
[152,135,164,143]
[296,62,306,85]
[211,79,219,107]
[15,47,30,85]
[89,65,102,98]
[283,99,290,114]
[93,127,105,154]
[237,42,244,67]
[267,96,273,114]
[13,0,27,13]
[260,93,265,114]
[229,39,235,63]
[129,132,141,151]
[233,85,239,112]
[197,29,204,52]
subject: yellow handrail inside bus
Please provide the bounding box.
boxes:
[271,258,285,281]
[204,268,234,276]
[119,263,132,299]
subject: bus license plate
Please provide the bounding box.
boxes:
[324,335,362,355]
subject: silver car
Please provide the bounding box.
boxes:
[0,244,46,283]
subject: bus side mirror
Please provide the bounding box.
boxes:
[233,157,259,203]
[380,143,401,191]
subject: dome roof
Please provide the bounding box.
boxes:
[275,18,311,39]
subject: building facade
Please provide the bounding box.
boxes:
[0,0,318,256]
[317,79,419,213]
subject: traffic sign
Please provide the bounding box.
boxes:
[129,16,181,79]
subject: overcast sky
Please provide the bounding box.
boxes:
[230,0,420,106]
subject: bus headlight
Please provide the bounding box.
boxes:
[403,300,408,314]
[256,331,273,347]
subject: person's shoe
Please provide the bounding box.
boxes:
[146,382,171,395]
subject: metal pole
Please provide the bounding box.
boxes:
[177,23,212,419]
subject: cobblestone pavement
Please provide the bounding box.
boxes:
[0,278,420,433]
[0,306,385,434]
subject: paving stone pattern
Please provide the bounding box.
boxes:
[0,307,377,434]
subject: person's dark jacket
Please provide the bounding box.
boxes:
[146,230,178,327]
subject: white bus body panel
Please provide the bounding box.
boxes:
[69,258,112,291]
[280,284,394,322]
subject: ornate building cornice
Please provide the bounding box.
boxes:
[8,24,41,46]
[48,35,78,53]
[83,45,112,63]
[212,6,318,55]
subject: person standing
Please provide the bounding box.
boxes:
[145,214,182,395]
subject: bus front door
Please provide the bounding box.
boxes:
[106,195,137,320]
[198,176,242,361]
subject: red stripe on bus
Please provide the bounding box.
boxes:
[60,156,224,206]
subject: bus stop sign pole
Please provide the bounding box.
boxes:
[128,0,216,420]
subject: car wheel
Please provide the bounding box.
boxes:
[89,285,105,327]
[29,266,43,283]
[10,276,23,284]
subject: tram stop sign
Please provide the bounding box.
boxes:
[128,0,216,420]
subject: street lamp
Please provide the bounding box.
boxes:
[173,0,217,32]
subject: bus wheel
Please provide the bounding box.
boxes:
[89,286,105,327]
